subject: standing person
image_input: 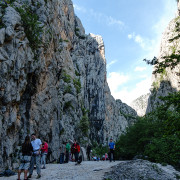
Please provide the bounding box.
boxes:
[86,144,91,161]
[65,141,70,163]
[71,142,76,161]
[28,133,42,179]
[73,140,80,162]
[59,142,66,164]
[108,138,115,162]
[17,135,33,180]
[41,139,48,169]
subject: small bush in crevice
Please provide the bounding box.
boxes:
[15,3,43,58]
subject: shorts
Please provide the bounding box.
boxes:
[19,155,31,170]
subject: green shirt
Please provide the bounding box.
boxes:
[66,143,70,152]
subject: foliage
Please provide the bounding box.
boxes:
[62,72,71,83]
[144,53,180,74]
[115,92,180,167]
[63,101,74,111]
[91,142,109,158]
[79,107,89,137]
[15,3,43,58]
[73,78,81,94]
[64,85,72,94]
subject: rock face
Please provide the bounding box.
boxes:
[146,4,180,113]
[0,0,137,169]
[131,93,150,116]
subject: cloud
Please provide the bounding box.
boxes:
[134,66,147,72]
[73,4,87,13]
[73,4,124,29]
[107,60,118,69]
[107,72,129,92]
[111,77,151,105]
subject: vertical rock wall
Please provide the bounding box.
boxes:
[0,0,137,169]
[146,5,180,113]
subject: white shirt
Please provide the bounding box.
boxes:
[31,138,42,151]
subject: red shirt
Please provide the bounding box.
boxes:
[41,142,48,153]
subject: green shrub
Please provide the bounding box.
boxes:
[115,92,180,167]
[73,78,81,94]
[63,101,73,110]
[15,4,43,58]
[91,142,108,157]
[62,72,71,83]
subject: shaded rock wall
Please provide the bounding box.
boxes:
[146,5,180,113]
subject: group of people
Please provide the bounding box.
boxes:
[17,134,48,180]
[59,139,81,165]
[17,134,115,180]
[86,138,116,162]
[17,134,82,180]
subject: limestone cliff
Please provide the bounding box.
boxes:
[0,0,137,169]
[146,3,180,113]
[131,93,150,116]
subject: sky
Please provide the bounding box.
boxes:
[72,0,177,105]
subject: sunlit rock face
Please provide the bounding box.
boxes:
[0,0,137,169]
[131,93,150,117]
[146,5,180,113]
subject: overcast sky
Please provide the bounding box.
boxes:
[72,0,177,105]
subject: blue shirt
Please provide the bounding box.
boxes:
[109,142,115,149]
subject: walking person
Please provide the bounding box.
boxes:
[28,133,42,179]
[108,138,115,162]
[17,135,33,180]
[59,142,66,164]
[86,144,91,161]
[73,140,80,163]
[41,139,48,169]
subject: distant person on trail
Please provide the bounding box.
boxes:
[71,140,76,161]
[72,139,80,162]
[108,138,115,162]
[65,141,70,163]
[86,144,91,161]
[59,142,66,164]
[17,135,33,180]
[28,133,42,179]
[41,139,48,169]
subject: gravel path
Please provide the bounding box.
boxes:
[0,161,120,180]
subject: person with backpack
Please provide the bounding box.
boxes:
[28,133,42,179]
[41,139,48,169]
[17,135,33,180]
[108,138,115,162]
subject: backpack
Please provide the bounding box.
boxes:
[48,147,52,154]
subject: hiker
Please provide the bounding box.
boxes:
[73,140,80,162]
[108,138,115,162]
[86,144,91,161]
[105,153,108,160]
[65,141,70,163]
[17,135,33,180]
[28,133,42,179]
[71,142,76,161]
[41,139,48,169]
[59,142,66,164]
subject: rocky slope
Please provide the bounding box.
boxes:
[0,0,137,169]
[104,160,180,180]
[146,2,180,113]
